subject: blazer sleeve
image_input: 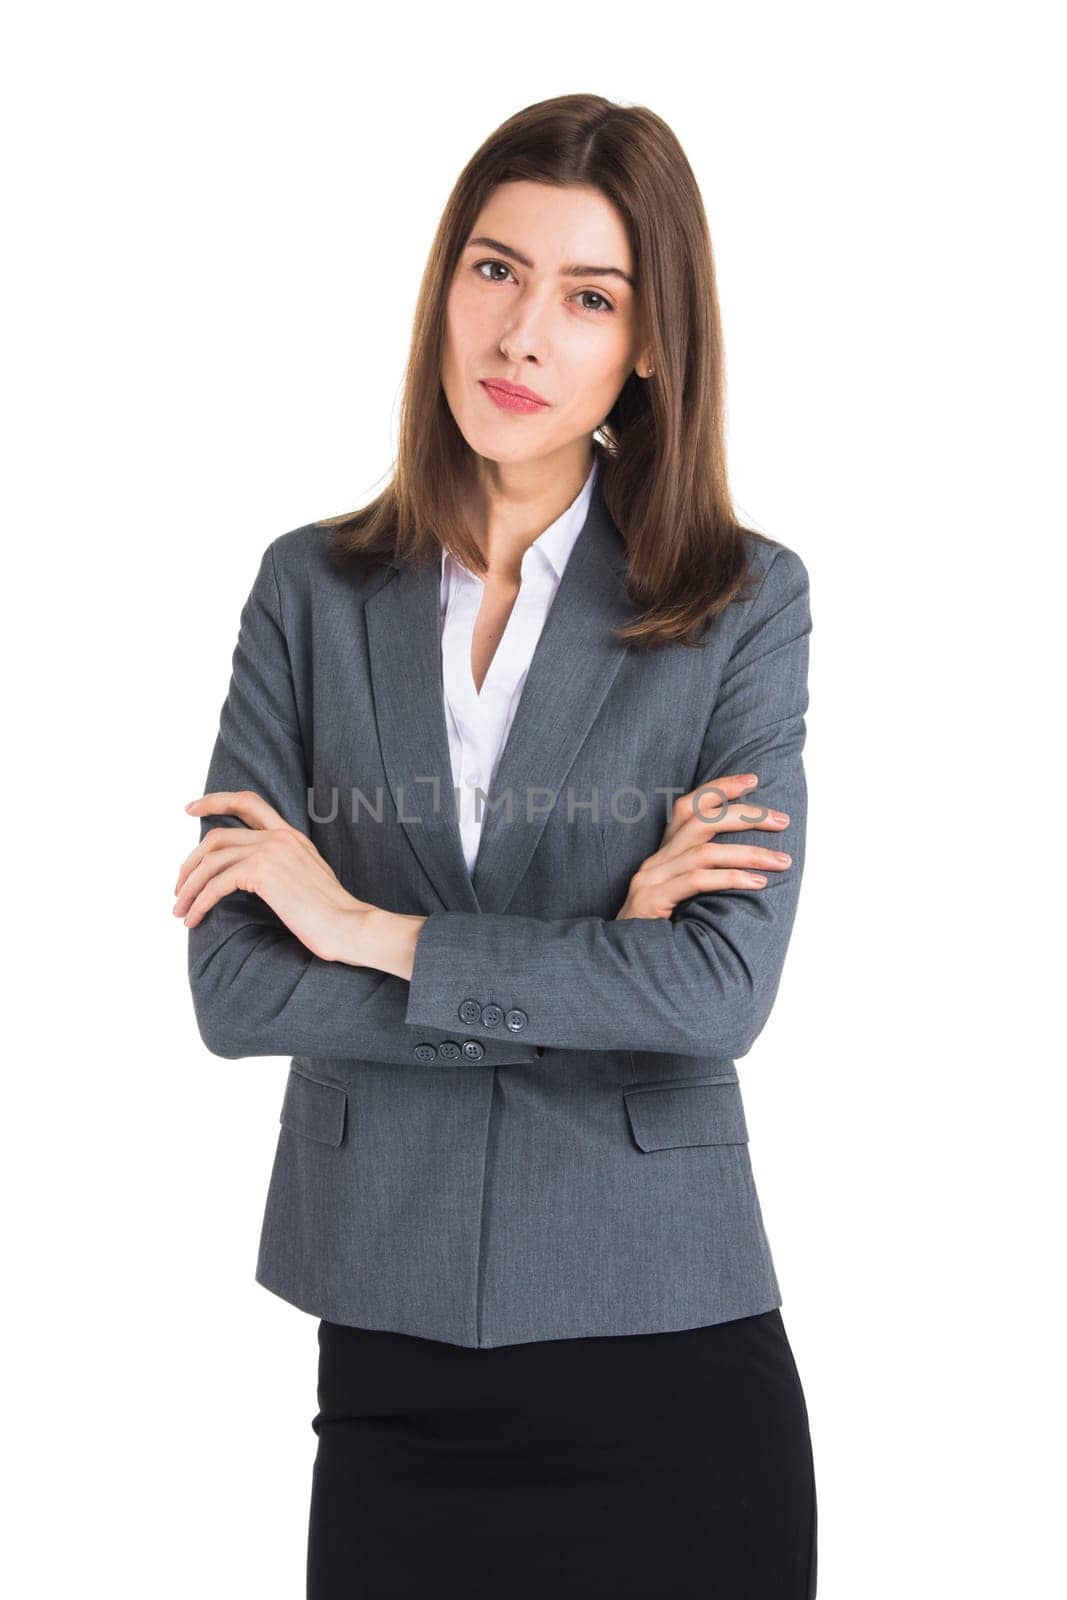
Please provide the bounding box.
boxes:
[404,545,812,1060]
[186,541,410,1059]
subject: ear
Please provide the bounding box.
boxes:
[634,323,656,379]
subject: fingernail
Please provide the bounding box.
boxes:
[746,874,767,885]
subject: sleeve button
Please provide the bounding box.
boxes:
[413,1043,438,1062]
[461,1039,485,1061]
[481,1004,504,1027]
[504,1009,528,1032]
[458,998,482,1024]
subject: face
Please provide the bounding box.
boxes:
[441,181,646,474]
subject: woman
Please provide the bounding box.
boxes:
[175,94,817,1598]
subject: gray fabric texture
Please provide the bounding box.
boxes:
[187,474,811,1348]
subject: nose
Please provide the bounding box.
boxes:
[500,338,540,366]
[499,292,552,364]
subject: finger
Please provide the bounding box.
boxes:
[176,826,338,915]
[663,774,759,843]
[654,854,776,899]
[174,823,253,896]
[681,840,792,874]
[686,868,771,891]
[643,840,786,894]
[653,802,790,876]
[185,790,291,833]
[181,860,253,929]
[619,862,772,919]
[174,839,259,918]
[687,779,764,822]
[678,797,790,842]
[176,808,320,896]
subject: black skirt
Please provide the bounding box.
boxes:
[307,1309,818,1598]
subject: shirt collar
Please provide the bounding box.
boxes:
[523,452,599,582]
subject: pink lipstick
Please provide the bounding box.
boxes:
[479,379,549,415]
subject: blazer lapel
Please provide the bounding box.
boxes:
[471,482,639,913]
[366,552,482,914]
[365,473,639,916]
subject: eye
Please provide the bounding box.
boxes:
[474,260,513,286]
[472,260,616,314]
[574,289,615,315]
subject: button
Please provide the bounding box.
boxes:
[461,1039,485,1061]
[465,772,482,788]
[458,999,481,1024]
[481,1004,503,1027]
[413,1043,438,1062]
[504,1008,528,1032]
[437,1040,461,1061]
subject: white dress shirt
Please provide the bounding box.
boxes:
[440,454,600,874]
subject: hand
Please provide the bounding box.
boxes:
[614,772,792,921]
[174,789,375,962]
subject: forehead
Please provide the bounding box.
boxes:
[470,182,634,276]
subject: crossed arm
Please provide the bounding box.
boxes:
[179,540,811,1061]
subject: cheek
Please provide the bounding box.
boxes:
[442,302,485,405]
[443,296,465,361]
[598,323,638,384]
[563,342,634,424]
[448,282,497,353]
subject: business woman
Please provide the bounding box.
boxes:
[176,93,817,1598]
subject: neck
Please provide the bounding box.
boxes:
[463,440,595,581]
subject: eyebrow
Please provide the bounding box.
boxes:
[465,235,635,290]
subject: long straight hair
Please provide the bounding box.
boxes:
[319,93,772,650]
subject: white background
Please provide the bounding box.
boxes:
[4,2,1063,1594]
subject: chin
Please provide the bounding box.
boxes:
[460,422,534,466]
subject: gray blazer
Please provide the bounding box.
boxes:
[187,474,812,1349]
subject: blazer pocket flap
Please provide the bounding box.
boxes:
[280,1068,347,1147]
[624,1079,749,1152]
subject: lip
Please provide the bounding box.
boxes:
[479,379,549,415]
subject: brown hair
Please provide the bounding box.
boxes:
[318,93,773,649]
